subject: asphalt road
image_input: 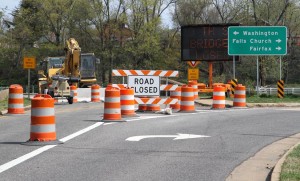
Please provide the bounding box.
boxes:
[0,102,300,181]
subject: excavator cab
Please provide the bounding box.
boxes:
[79,53,97,87]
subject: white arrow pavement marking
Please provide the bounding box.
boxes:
[233,31,239,35]
[126,134,210,142]
[276,39,282,43]
[276,47,282,50]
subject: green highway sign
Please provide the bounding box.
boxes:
[228,26,287,55]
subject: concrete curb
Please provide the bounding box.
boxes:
[226,133,300,181]
[271,139,300,181]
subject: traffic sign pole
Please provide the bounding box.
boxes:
[23,57,36,99]
[28,69,30,99]
[256,56,259,95]
[233,56,236,79]
[280,56,282,80]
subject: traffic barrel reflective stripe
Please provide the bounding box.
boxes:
[8,84,24,114]
[170,86,181,112]
[103,86,122,121]
[120,88,137,117]
[70,85,77,103]
[30,94,56,141]
[180,85,195,112]
[91,84,100,102]
[213,86,226,109]
[188,80,198,100]
[233,84,246,107]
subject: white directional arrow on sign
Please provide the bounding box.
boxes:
[126,134,210,142]
[233,31,239,35]
[276,39,282,43]
[276,47,282,50]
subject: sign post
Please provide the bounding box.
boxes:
[23,57,36,99]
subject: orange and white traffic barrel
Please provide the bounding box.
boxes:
[91,84,100,102]
[180,85,195,112]
[137,96,147,112]
[29,94,56,141]
[8,84,24,114]
[170,86,181,112]
[103,86,122,121]
[70,85,77,103]
[147,96,161,112]
[188,80,199,100]
[212,85,226,109]
[120,88,137,117]
[233,84,246,108]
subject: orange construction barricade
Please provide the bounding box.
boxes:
[70,85,78,103]
[30,94,57,141]
[8,84,24,114]
[212,85,226,109]
[170,86,181,112]
[91,84,100,102]
[120,88,137,117]
[188,80,199,100]
[233,84,246,108]
[180,85,195,112]
[103,86,122,121]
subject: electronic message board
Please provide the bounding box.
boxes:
[181,24,239,61]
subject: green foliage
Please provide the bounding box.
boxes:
[259,94,271,98]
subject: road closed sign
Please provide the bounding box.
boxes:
[128,75,160,96]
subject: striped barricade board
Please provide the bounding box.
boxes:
[134,97,178,105]
[112,70,179,77]
[277,80,284,98]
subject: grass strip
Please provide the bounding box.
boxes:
[0,98,31,112]
[280,145,300,181]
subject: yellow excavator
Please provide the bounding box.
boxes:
[38,38,98,104]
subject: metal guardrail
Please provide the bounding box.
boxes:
[246,88,300,95]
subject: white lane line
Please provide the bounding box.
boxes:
[59,122,103,142]
[0,145,56,173]
[0,122,104,174]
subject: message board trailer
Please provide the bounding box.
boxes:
[181,23,239,61]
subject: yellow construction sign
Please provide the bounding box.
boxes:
[23,57,36,69]
[188,68,199,80]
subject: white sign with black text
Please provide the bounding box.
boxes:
[128,75,160,96]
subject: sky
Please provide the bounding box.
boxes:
[0,0,173,27]
[0,0,20,17]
